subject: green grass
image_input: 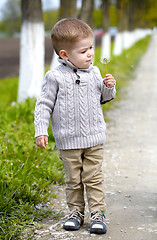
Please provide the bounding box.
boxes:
[0,35,151,239]
[0,82,64,239]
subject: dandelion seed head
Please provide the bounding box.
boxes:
[100,56,110,64]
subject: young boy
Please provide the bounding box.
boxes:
[34,18,116,234]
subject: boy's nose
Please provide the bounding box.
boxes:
[87,49,93,57]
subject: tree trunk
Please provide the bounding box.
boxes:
[128,0,135,30]
[17,0,44,102]
[79,0,94,28]
[59,0,77,19]
[101,0,110,32]
[100,0,111,60]
[117,0,130,32]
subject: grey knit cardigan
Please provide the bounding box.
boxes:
[34,58,116,149]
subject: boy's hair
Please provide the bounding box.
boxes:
[51,18,93,55]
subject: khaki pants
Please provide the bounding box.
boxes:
[59,144,106,213]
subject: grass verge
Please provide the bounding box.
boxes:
[0,35,151,239]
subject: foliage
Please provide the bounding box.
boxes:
[43,10,59,32]
[0,0,21,36]
[0,35,151,239]
[110,4,118,27]
[145,0,157,28]
[1,0,21,20]
[93,9,102,29]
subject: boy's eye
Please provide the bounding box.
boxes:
[81,46,93,54]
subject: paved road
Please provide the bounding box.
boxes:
[31,33,157,240]
[104,32,157,240]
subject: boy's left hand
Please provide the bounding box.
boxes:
[104,74,116,88]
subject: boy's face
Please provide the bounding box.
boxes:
[65,36,94,69]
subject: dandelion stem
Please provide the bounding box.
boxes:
[105,64,108,74]
[100,56,109,74]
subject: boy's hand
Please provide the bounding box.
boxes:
[104,74,116,88]
[36,135,48,149]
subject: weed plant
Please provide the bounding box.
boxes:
[0,35,150,239]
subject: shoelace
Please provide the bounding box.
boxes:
[69,210,84,222]
[90,211,104,222]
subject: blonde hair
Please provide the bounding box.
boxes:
[51,18,93,55]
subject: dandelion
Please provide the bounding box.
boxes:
[100,56,110,74]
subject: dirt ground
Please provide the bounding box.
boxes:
[25,33,157,240]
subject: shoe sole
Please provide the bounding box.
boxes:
[63,225,81,231]
[90,228,107,234]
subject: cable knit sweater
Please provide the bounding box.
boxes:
[34,58,116,149]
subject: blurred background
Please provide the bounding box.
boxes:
[0,0,156,102]
[0,0,157,78]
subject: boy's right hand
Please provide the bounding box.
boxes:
[36,135,48,149]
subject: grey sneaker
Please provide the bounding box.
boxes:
[63,210,84,231]
[90,211,107,234]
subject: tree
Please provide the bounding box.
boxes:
[0,0,21,35]
[1,0,20,20]
[101,0,110,32]
[17,0,45,102]
[116,0,152,31]
[59,0,77,19]
[100,0,111,60]
[113,0,129,55]
[116,0,130,31]
[79,0,94,27]
[132,0,152,29]
[145,0,157,28]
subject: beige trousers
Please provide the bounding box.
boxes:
[59,144,106,213]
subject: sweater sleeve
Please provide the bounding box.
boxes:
[34,71,58,138]
[100,84,116,104]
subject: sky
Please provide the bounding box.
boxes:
[0,0,61,20]
[42,0,82,10]
[41,0,60,10]
[0,0,60,10]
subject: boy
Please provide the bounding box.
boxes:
[34,18,116,234]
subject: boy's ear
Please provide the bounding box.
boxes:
[59,49,68,60]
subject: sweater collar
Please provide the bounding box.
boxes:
[58,57,93,72]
